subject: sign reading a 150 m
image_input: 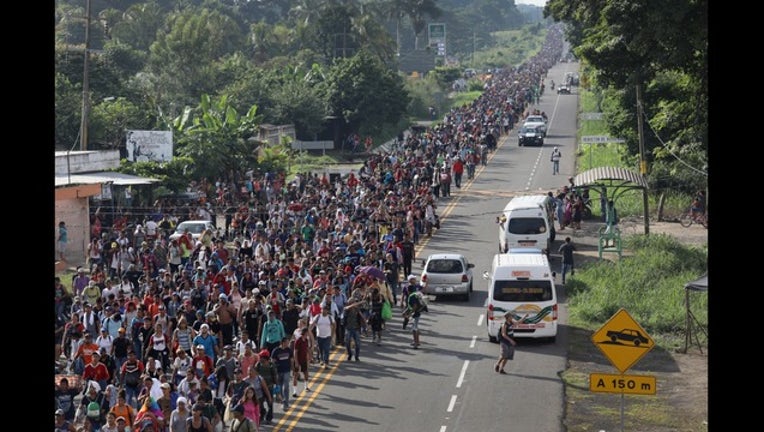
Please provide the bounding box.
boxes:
[589,372,656,395]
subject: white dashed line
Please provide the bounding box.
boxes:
[456,360,469,388]
[447,394,458,412]
[469,335,477,348]
[477,314,484,326]
[439,426,447,432]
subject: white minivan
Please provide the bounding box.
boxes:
[483,253,558,343]
[497,194,556,254]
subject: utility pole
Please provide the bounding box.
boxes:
[636,79,649,235]
[472,31,476,66]
[79,0,92,151]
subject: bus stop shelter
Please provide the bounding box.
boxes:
[572,166,650,234]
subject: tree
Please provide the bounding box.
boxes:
[111,1,165,52]
[324,50,410,139]
[386,0,442,50]
[90,97,152,150]
[55,72,84,150]
[148,7,247,102]
[545,0,708,171]
[173,94,263,182]
[269,65,329,140]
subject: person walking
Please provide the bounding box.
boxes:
[558,237,576,284]
[270,337,294,411]
[550,147,561,175]
[494,311,527,374]
[291,327,311,396]
[405,280,427,349]
[452,157,464,188]
[58,221,68,261]
[342,298,366,362]
[309,304,335,367]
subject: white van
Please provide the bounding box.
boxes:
[483,253,558,342]
[497,194,556,254]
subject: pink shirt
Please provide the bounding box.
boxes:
[243,399,260,425]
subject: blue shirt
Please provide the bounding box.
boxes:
[193,334,218,360]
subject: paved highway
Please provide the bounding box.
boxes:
[269,61,581,432]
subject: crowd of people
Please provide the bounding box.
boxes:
[55,25,565,432]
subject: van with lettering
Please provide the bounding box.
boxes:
[483,252,558,343]
[497,194,556,254]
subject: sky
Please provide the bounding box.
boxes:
[516,0,548,6]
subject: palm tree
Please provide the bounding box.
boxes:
[382,0,442,51]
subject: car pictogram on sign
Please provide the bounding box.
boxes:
[604,328,649,346]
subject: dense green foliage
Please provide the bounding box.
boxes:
[56,0,549,187]
[566,234,707,348]
[545,0,708,197]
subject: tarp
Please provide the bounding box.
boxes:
[684,273,708,292]
[683,272,708,353]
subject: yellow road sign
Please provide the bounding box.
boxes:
[590,373,657,395]
[591,308,654,373]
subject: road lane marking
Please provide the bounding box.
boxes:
[272,348,345,432]
[413,134,509,257]
[477,314,484,327]
[447,394,458,412]
[273,135,512,430]
[469,335,477,349]
[456,360,469,388]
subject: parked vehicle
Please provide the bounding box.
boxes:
[168,220,216,241]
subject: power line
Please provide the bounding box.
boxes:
[638,100,707,177]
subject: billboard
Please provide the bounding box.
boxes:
[126,130,173,162]
[428,23,446,57]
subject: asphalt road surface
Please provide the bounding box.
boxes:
[269,61,581,432]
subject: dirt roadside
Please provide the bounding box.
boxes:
[560,217,708,432]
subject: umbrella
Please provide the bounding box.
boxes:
[358,265,385,281]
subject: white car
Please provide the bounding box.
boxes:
[420,253,475,301]
[168,220,216,242]
[522,115,548,137]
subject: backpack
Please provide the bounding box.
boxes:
[86,400,101,418]
[124,368,141,387]
[124,361,141,387]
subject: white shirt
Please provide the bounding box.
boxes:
[145,220,158,236]
[96,334,113,354]
[310,313,334,338]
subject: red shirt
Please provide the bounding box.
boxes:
[452,159,464,174]
[192,355,214,378]
[83,362,110,382]
[308,303,321,317]
[77,342,100,365]
[293,336,310,362]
